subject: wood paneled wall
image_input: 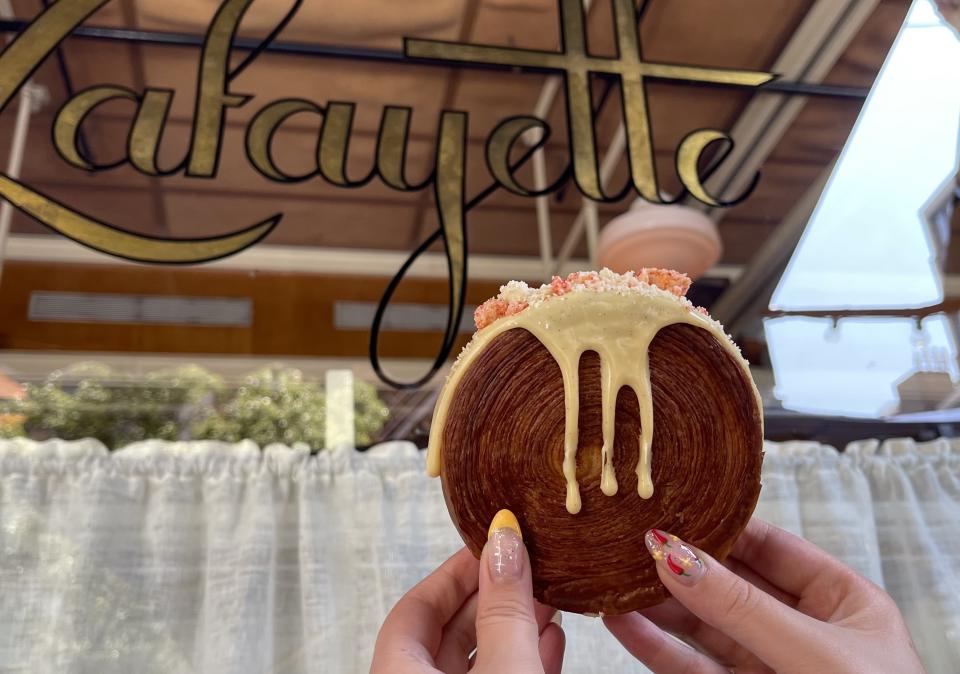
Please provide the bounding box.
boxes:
[0,261,502,359]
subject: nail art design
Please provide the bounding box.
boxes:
[487,509,523,541]
[489,528,523,582]
[644,529,704,585]
[487,509,524,583]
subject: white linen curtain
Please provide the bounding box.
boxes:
[0,437,958,674]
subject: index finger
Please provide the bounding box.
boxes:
[375,547,480,663]
[730,518,855,597]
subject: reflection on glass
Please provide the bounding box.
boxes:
[772,0,960,310]
[766,0,960,418]
[766,314,958,417]
[0,361,393,449]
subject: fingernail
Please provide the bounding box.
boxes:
[487,509,523,583]
[487,509,522,541]
[644,529,705,586]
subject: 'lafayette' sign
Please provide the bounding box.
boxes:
[0,0,775,386]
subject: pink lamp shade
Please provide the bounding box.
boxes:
[596,199,723,280]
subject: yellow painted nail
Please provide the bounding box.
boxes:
[487,509,522,541]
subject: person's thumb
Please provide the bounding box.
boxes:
[474,510,543,672]
[644,529,823,668]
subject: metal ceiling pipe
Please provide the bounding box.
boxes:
[532,148,555,279]
[0,18,870,98]
[0,85,34,285]
[528,76,561,280]
[0,0,39,286]
[525,0,593,281]
[553,121,626,273]
[583,198,599,263]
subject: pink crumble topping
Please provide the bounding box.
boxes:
[473,299,528,331]
[473,268,710,330]
[646,268,692,298]
[548,275,572,296]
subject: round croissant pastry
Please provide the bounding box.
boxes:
[428,269,763,615]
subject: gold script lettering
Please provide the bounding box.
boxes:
[186,0,254,177]
[53,85,138,169]
[246,98,323,181]
[0,0,785,385]
[485,116,553,197]
[406,0,775,206]
[376,106,422,191]
[0,175,277,262]
[318,102,368,187]
[434,111,468,349]
[676,129,747,207]
[129,88,179,176]
[0,0,276,262]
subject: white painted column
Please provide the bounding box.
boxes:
[325,369,355,449]
[0,83,37,284]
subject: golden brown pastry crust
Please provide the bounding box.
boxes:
[438,324,763,615]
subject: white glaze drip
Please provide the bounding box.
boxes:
[427,289,759,514]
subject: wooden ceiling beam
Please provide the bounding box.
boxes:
[2,233,595,281]
[701,0,884,218]
[709,163,834,331]
[697,0,906,335]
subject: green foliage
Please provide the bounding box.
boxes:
[191,367,326,447]
[2,363,389,450]
[353,378,392,446]
[4,362,223,449]
[0,413,24,439]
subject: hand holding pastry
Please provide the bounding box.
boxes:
[604,518,925,674]
[382,269,922,672]
[371,511,565,674]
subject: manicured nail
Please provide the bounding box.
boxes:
[487,509,523,583]
[644,529,705,586]
[487,509,523,540]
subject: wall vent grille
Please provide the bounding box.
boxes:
[28,292,252,327]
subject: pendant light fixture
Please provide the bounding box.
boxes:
[596,199,723,281]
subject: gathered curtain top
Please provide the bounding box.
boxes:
[0,438,424,479]
[0,436,957,479]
